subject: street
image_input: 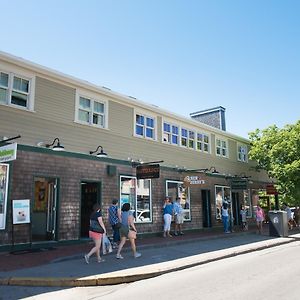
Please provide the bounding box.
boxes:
[1,241,300,300]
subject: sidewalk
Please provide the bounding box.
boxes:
[0,226,299,287]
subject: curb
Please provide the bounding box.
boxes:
[0,237,295,287]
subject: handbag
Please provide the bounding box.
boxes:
[102,234,113,254]
[90,219,104,233]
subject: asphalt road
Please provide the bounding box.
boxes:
[2,241,300,300]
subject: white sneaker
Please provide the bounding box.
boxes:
[134,252,141,258]
[84,254,89,264]
[116,254,124,259]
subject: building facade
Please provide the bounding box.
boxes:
[0,51,270,249]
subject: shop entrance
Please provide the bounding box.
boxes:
[231,192,240,225]
[202,189,212,227]
[80,181,101,238]
[32,177,58,241]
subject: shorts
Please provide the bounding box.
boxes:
[119,225,129,238]
[89,230,102,240]
[175,214,184,224]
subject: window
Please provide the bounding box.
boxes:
[0,71,32,109]
[77,95,105,127]
[166,180,190,221]
[163,122,179,145]
[196,133,210,153]
[215,186,231,220]
[181,128,188,147]
[238,145,248,162]
[120,176,152,223]
[135,113,155,140]
[188,130,195,149]
[216,138,228,157]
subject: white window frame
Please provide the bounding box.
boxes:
[196,132,210,153]
[166,180,191,221]
[237,144,248,162]
[75,90,108,128]
[134,111,156,140]
[216,137,228,158]
[215,185,232,220]
[119,175,152,223]
[0,69,35,111]
[162,121,179,145]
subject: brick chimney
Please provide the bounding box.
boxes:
[190,106,226,131]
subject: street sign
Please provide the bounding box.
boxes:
[136,164,160,179]
[183,175,206,186]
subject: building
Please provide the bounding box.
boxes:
[0,51,270,250]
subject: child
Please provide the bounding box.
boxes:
[240,206,248,231]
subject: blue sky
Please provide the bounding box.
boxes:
[1,0,299,138]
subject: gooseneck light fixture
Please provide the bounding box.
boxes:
[0,135,21,145]
[45,138,65,151]
[89,145,108,158]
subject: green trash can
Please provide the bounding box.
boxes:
[268,210,288,237]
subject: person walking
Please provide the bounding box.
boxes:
[108,198,121,249]
[163,196,174,237]
[221,202,230,233]
[173,197,184,236]
[84,203,106,264]
[116,203,141,259]
[255,204,265,234]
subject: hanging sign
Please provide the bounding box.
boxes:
[136,164,160,179]
[266,184,278,195]
[0,143,17,163]
[231,178,248,190]
[12,199,30,224]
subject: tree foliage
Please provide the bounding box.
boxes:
[248,120,300,205]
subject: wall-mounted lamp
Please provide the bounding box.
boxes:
[0,135,21,145]
[235,173,251,180]
[45,138,65,151]
[179,166,219,174]
[89,145,108,158]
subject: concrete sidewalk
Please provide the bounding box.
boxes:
[0,228,299,287]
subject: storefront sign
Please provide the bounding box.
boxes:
[231,178,248,190]
[12,199,30,224]
[183,175,206,186]
[266,184,278,195]
[0,143,17,162]
[136,164,160,179]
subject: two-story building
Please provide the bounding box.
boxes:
[0,51,270,249]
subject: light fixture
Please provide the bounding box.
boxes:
[208,166,219,174]
[179,166,219,174]
[45,138,65,151]
[0,135,21,145]
[89,145,108,158]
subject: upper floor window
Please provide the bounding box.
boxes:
[216,138,228,157]
[181,128,188,147]
[0,71,32,110]
[188,130,195,149]
[163,122,179,145]
[135,113,155,140]
[238,145,248,162]
[76,95,106,127]
[197,133,210,153]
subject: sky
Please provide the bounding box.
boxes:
[1,0,299,138]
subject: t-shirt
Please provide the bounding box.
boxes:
[163,203,173,215]
[90,211,102,221]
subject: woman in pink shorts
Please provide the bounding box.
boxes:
[84,203,106,264]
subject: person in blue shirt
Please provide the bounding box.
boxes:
[163,196,174,237]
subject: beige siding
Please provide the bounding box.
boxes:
[35,76,76,123]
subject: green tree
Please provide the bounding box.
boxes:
[248,120,300,205]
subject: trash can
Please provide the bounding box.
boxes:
[268,210,288,237]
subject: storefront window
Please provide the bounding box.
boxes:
[215,186,231,220]
[0,163,9,230]
[166,180,190,221]
[120,176,152,223]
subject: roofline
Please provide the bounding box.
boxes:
[0,51,249,143]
